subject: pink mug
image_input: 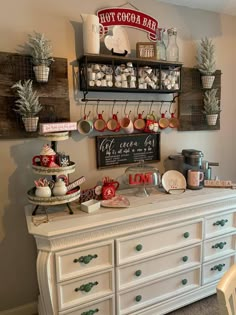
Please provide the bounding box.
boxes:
[187,170,204,190]
[94,113,107,132]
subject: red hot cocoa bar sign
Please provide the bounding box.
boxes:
[97,8,158,41]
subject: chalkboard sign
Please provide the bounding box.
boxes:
[96,133,160,169]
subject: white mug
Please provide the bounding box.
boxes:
[187,170,204,190]
[120,115,134,134]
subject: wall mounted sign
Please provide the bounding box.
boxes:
[97,7,159,41]
[96,133,160,169]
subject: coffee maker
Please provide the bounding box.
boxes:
[164,149,219,180]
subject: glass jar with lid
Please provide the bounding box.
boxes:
[166,28,179,62]
[124,160,161,197]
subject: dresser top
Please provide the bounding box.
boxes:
[25,188,236,238]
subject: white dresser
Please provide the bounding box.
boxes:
[25,188,236,315]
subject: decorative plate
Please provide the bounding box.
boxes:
[101,195,130,208]
[162,170,186,194]
[104,26,131,55]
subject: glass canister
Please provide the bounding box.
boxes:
[124,160,161,197]
[156,28,166,61]
[166,28,179,62]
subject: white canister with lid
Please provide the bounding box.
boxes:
[52,178,67,196]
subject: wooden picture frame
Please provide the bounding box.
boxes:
[136,42,156,59]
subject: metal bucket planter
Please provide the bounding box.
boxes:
[201,75,215,89]
[33,65,50,83]
[206,114,218,126]
[22,117,39,132]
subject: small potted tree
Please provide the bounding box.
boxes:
[196,37,216,88]
[25,31,54,82]
[202,88,221,126]
[12,79,42,132]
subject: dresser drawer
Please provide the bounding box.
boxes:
[116,221,202,265]
[59,295,115,315]
[203,233,236,262]
[57,269,114,311]
[55,241,114,282]
[205,211,236,239]
[202,254,236,285]
[117,244,201,291]
[117,267,200,315]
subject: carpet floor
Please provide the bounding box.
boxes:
[166,294,219,315]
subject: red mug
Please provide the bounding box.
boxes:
[159,113,169,129]
[107,114,120,132]
[134,113,145,131]
[94,113,107,132]
[169,113,179,128]
[102,181,119,200]
[32,154,56,167]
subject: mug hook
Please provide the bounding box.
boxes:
[149,100,154,114]
[112,100,116,115]
[96,100,100,115]
[83,100,91,118]
[169,100,176,115]
[137,100,142,115]
[124,100,129,115]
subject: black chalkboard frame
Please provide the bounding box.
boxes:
[96,133,160,169]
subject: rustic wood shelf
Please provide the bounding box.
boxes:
[0,52,70,139]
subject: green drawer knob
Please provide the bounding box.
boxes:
[74,254,98,264]
[136,244,143,251]
[182,279,188,285]
[75,281,98,293]
[135,270,142,277]
[213,219,228,227]
[135,295,142,302]
[183,232,190,238]
[81,309,99,315]
[212,242,227,249]
[182,256,189,262]
[211,263,226,272]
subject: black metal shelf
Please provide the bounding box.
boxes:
[78,54,182,102]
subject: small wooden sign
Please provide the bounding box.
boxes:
[136,42,156,59]
[96,133,160,169]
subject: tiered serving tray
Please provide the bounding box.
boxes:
[27,187,80,206]
[32,162,76,175]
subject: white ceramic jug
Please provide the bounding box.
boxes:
[81,14,104,54]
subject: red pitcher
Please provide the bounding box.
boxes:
[102,177,119,200]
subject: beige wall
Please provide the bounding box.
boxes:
[0,0,236,311]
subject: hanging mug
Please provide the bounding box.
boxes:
[94,112,107,132]
[169,112,179,128]
[134,112,145,131]
[77,114,94,135]
[159,112,169,129]
[120,114,134,134]
[107,113,120,132]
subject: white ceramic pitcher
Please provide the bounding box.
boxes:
[81,14,104,54]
